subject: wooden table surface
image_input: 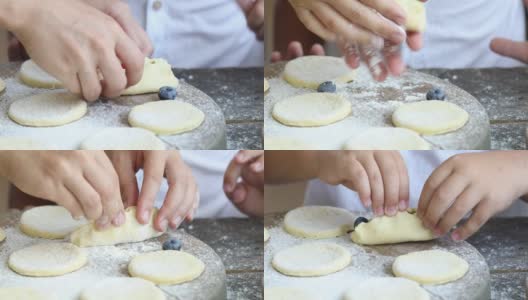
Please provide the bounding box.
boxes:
[421,68,528,150]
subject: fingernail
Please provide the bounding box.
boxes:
[364,199,372,208]
[399,200,407,211]
[112,211,125,226]
[387,206,397,216]
[375,207,383,216]
[390,27,406,43]
[96,215,110,229]
[451,232,461,241]
[159,219,168,232]
[171,216,183,228]
[141,210,150,223]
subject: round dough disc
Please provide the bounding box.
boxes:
[392,100,469,135]
[343,277,430,300]
[265,287,318,300]
[264,136,314,150]
[8,242,87,277]
[0,287,56,300]
[0,78,5,93]
[283,56,355,89]
[20,205,88,239]
[343,127,431,150]
[393,249,469,284]
[264,78,270,93]
[80,127,166,150]
[128,250,205,285]
[8,92,87,127]
[264,228,270,242]
[80,277,166,300]
[128,101,205,135]
[272,93,351,127]
[0,228,5,242]
[284,206,355,238]
[19,60,63,89]
[272,242,350,277]
[0,137,54,149]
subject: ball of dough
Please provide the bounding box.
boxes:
[393,249,469,284]
[283,56,355,89]
[265,287,318,300]
[343,127,431,150]
[264,78,270,93]
[0,78,5,93]
[0,228,5,242]
[395,0,426,32]
[343,277,430,300]
[284,206,355,239]
[264,228,270,242]
[19,60,63,89]
[8,92,87,127]
[8,242,87,277]
[20,205,88,239]
[122,58,179,95]
[272,93,351,127]
[0,287,56,300]
[80,127,166,150]
[0,137,54,149]
[80,277,166,300]
[128,101,205,135]
[264,136,314,150]
[128,250,205,285]
[272,242,351,277]
[392,100,469,135]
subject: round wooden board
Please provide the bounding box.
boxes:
[0,62,226,149]
[264,61,490,150]
[0,209,226,300]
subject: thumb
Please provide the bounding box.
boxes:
[490,38,528,63]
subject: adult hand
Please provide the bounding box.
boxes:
[106,151,199,232]
[0,151,124,229]
[238,0,265,40]
[270,41,325,62]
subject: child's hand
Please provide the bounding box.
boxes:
[106,151,198,232]
[0,151,124,229]
[237,0,264,40]
[223,150,264,218]
[315,151,409,216]
[417,151,528,241]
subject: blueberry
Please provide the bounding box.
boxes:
[426,87,446,100]
[354,217,369,228]
[162,238,182,251]
[317,81,337,93]
[158,86,178,100]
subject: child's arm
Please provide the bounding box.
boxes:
[417,151,528,241]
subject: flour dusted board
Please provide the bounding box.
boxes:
[0,62,226,149]
[265,61,490,150]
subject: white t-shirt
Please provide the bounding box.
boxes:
[136,150,246,218]
[402,0,526,68]
[305,151,528,217]
[126,0,264,68]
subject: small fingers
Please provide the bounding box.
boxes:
[435,185,480,236]
[374,151,399,216]
[451,201,491,241]
[360,154,384,215]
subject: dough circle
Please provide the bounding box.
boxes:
[264,136,314,150]
[343,277,430,300]
[272,242,350,277]
[272,93,351,127]
[264,78,270,93]
[128,101,205,135]
[264,228,270,242]
[392,100,469,135]
[283,56,355,89]
[8,242,87,277]
[0,287,56,300]
[264,287,318,300]
[0,228,5,242]
[20,205,88,239]
[128,250,205,285]
[0,78,5,93]
[80,127,166,150]
[19,60,63,89]
[8,92,87,127]
[123,58,179,95]
[284,206,355,239]
[0,137,54,149]
[393,249,469,284]
[80,277,166,300]
[343,127,431,150]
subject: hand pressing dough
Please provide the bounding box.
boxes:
[0,78,5,93]
[0,137,54,149]
[128,250,205,285]
[343,277,430,300]
[8,242,87,277]
[284,206,355,239]
[272,93,351,127]
[123,58,179,95]
[392,100,469,135]
[0,228,5,242]
[272,242,350,277]
[265,136,314,150]
[19,60,63,89]
[264,78,270,92]
[80,127,166,150]
[80,277,166,300]
[393,249,469,284]
[283,56,355,89]
[350,209,434,245]
[264,287,318,300]
[8,92,87,127]
[70,206,163,247]
[264,228,270,242]
[343,127,431,150]
[395,0,426,32]
[20,205,88,239]
[0,287,56,300]
[128,101,205,135]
